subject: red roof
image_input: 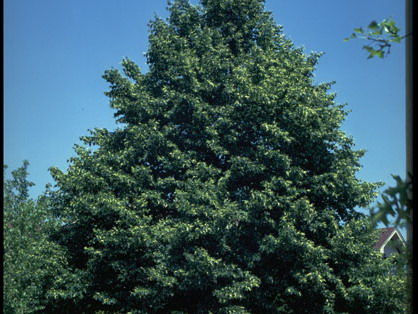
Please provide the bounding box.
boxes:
[374,227,396,250]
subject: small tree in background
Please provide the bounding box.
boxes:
[46,0,408,312]
[3,162,84,313]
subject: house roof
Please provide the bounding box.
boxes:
[374,227,405,252]
[374,227,395,250]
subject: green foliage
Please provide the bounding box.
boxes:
[46,0,407,312]
[345,18,405,59]
[370,175,412,229]
[3,162,84,313]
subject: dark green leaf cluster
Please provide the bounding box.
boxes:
[44,0,407,312]
[370,174,412,228]
[3,162,83,313]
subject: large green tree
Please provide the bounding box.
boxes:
[47,0,407,312]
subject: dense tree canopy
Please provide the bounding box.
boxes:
[44,0,407,312]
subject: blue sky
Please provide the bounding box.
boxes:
[4,0,406,223]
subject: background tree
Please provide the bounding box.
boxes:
[46,0,408,312]
[3,162,83,313]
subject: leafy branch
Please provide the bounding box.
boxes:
[345,18,408,58]
[370,174,412,228]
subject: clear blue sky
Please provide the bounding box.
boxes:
[4,0,406,220]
